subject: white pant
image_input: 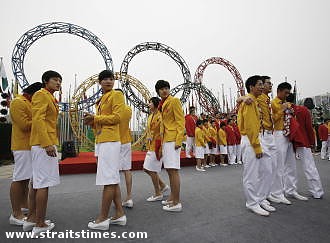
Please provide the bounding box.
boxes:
[296,147,324,198]
[185,137,195,156]
[12,150,32,181]
[236,144,242,162]
[320,141,329,159]
[258,132,277,201]
[162,142,181,169]
[241,136,263,207]
[120,143,132,171]
[227,145,237,164]
[271,131,298,197]
[143,151,162,173]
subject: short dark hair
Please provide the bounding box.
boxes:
[303,97,315,110]
[189,106,195,110]
[196,119,203,126]
[23,82,43,95]
[245,75,262,93]
[220,122,226,128]
[41,70,62,86]
[202,119,208,124]
[227,118,233,124]
[260,76,271,83]
[155,80,170,94]
[98,70,114,82]
[286,93,295,103]
[149,97,161,108]
[277,82,292,92]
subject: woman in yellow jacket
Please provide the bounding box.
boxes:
[218,122,228,166]
[84,70,126,230]
[29,71,62,235]
[209,120,218,166]
[143,97,169,201]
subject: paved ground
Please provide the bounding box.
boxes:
[1,156,329,243]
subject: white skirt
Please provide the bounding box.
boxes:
[211,144,219,155]
[12,150,32,181]
[143,151,162,173]
[120,143,132,170]
[162,142,181,169]
[195,146,205,159]
[219,145,228,155]
[204,143,210,155]
[31,146,60,189]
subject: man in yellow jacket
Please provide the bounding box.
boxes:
[156,80,184,212]
[9,82,42,227]
[29,71,62,235]
[84,70,126,230]
[238,75,269,216]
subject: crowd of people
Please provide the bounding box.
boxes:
[7,70,329,236]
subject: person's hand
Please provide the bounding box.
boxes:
[45,145,57,157]
[282,102,289,110]
[244,97,254,105]
[84,113,94,125]
[256,153,263,159]
[175,145,181,150]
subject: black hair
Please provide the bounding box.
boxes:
[231,114,237,118]
[303,98,315,110]
[227,118,233,124]
[202,119,208,124]
[98,70,114,82]
[149,97,161,108]
[196,119,203,126]
[260,76,271,83]
[286,93,295,103]
[41,70,62,87]
[277,82,292,92]
[189,106,195,110]
[220,122,226,128]
[23,82,43,95]
[155,80,170,94]
[245,75,262,93]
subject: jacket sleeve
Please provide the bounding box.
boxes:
[94,92,125,126]
[271,100,283,125]
[32,92,52,148]
[173,98,185,146]
[10,99,31,132]
[242,104,262,154]
[304,109,315,146]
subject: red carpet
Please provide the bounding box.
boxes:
[59,151,196,175]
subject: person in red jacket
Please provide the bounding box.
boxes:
[318,119,329,160]
[225,119,237,165]
[231,114,242,164]
[287,94,324,199]
[185,106,198,158]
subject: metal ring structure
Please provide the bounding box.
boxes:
[194,57,244,114]
[120,42,192,113]
[69,72,151,149]
[11,22,113,111]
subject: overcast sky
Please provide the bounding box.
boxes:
[1,0,330,104]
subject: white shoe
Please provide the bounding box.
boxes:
[237,161,242,164]
[204,165,211,168]
[267,195,282,204]
[278,196,292,205]
[23,220,51,231]
[122,199,133,208]
[87,219,110,230]
[161,200,173,205]
[260,202,276,212]
[32,223,55,237]
[321,157,325,160]
[262,199,271,205]
[220,164,228,167]
[161,185,170,194]
[328,157,330,161]
[147,194,163,202]
[110,215,127,226]
[9,214,27,226]
[290,192,308,201]
[247,205,270,216]
[196,166,206,172]
[163,203,182,212]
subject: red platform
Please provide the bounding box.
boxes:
[59,151,196,175]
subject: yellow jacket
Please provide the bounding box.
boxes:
[119,105,132,144]
[146,110,162,151]
[257,93,273,131]
[30,88,59,147]
[10,95,32,150]
[237,93,262,154]
[209,126,217,143]
[195,127,205,147]
[218,128,227,146]
[94,90,125,144]
[271,96,284,131]
[160,95,185,146]
[202,126,211,143]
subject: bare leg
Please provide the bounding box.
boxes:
[196,158,202,169]
[158,176,166,190]
[35,188,48,227]
[167,169,180,205]
[112,185,125,219]
[27,181,37,222]
[96,185,116,223]
[10,180,29,219]
[123,170,132,201]
[21,180,29,209]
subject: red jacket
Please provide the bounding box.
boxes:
[185,114,198,137]
[232,123,241,144]
[318,124,329,141]
[291,105,315,148]
[225,125,237,145]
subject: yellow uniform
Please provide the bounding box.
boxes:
[94,90,125,144]
[237,93,262,154]
[257,93,273,131]
[195,127,205,147]
[271,96,284,131]
[30,88,59,147]
[146,110,161,151]
[10,95,32,150]
[160,95,185,147]
[218,128,227,146]
[119,105,132,144]
[209,126,217,143]
[202,126,211,143]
